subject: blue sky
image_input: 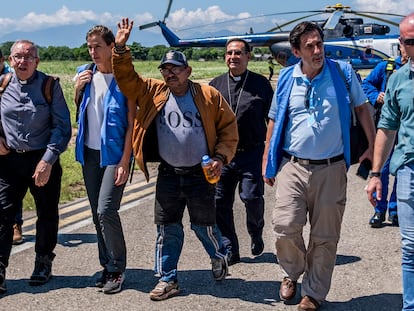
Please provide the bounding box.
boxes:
[1,0,411,47]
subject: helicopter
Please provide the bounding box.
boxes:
[139,1,405,69]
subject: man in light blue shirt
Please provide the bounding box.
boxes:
[263,21,376,311]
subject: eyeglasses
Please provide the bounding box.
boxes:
[400,38,414,46]
[225,50,246,56]
[12,55,37,62]
[159,66,186,76]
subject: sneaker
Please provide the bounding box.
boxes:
[95,268,109,288]
[29,253,55,286]
[102,272,125,294]
[0,262,6,293]
[150,280,180,301]
[12,224,24,245]
[211,257,228,281]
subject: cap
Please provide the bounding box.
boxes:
[159,50,188,68]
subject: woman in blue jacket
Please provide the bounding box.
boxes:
[74,25,135,294]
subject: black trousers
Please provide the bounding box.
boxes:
[215,145,265,255]
[0,149,62,267]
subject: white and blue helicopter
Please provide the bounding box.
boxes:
[140,1,404,69]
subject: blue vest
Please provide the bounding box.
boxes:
[265,59,353,178]
[75,64,130,166]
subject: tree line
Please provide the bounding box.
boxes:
[0,41,269,61]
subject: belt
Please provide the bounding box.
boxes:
[283,151,344,165]
[10,148,30,154]
[160,161,202,175]
[9,148,44,155]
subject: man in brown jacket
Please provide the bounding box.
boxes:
[112,18,238,301]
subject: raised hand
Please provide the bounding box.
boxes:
[116,18,134,46]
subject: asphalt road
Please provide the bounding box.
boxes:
[1,164,402,311]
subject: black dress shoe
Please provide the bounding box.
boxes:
[388,214,399,226]
[228,252,240,266]
[369,212,385,228]
[251,236,264,256]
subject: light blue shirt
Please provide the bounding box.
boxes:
[265,59,368,177]
[269,60,367,160]
[283,63,343,159]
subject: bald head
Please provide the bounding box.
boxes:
[400,13,414,36]
[400,13,414,59]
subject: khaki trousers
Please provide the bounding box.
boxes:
[272,157,347,303]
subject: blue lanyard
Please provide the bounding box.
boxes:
[303,77,315,112]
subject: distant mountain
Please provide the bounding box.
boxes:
[0,24,240,49]
[0,24,166,48]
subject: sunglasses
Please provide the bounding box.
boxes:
[400,38,414,46]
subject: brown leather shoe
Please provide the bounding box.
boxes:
[279,277,297,301]
[12,224,23,245]
[298,295,320,311]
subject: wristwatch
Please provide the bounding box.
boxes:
[369,171,381,178]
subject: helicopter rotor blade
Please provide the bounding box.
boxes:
[177,10,325,32]
[163,0,173,23]
[324,10,344,30]
[139,0,173,31]
[266,12,322,32]
[351,12,403,27]
[347,10,404,18]
[139,21,160,30]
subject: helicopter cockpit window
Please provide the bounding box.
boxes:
[336,50,343,57]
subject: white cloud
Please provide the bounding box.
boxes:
[163,5,251,31]
[0,6,124,36]
[167,6,235,29]
[355,0,414,15]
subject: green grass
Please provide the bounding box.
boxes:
[22,59,274,210]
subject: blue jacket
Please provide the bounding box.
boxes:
[75,63,130,166]
[362,56,403,106]
[1,62,12,74]
[265,59,354,178]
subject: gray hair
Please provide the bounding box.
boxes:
[10,40,39,57]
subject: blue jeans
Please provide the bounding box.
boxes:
[375,148,397,216]
[154,223,226,282]
[396,163,414,310]
[153,162,228,282]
